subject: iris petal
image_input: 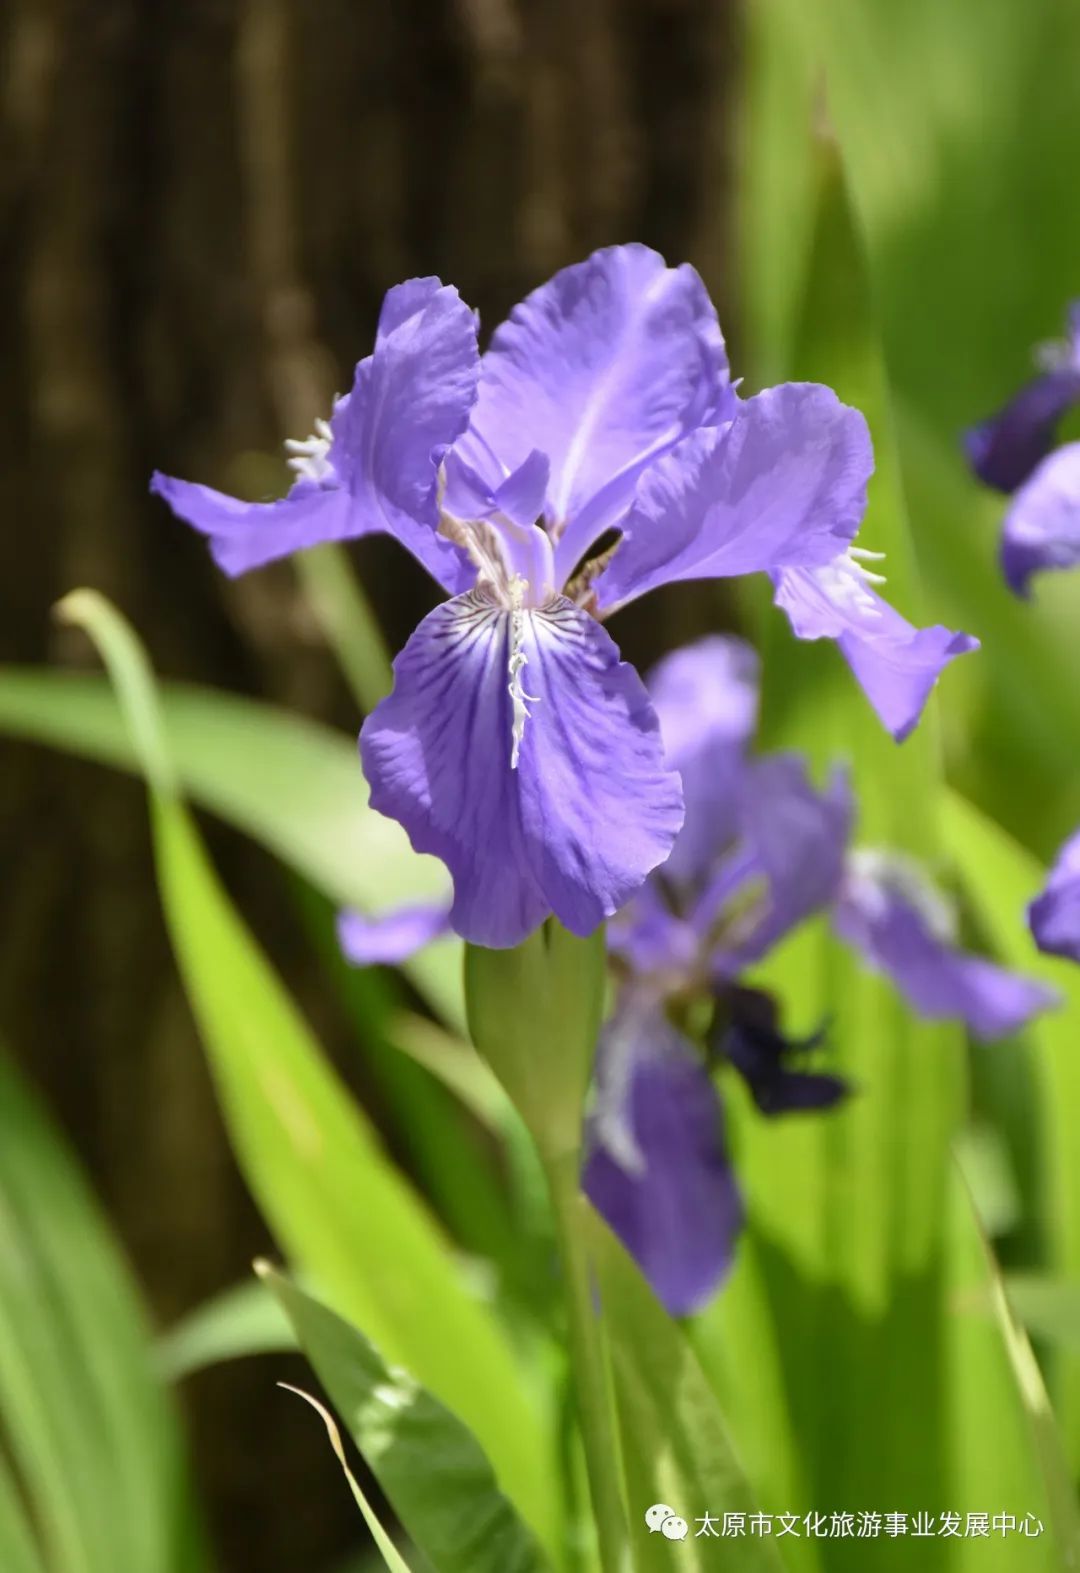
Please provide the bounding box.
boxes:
[772,563,977,742]
[835,859,1058,1040]
[359,590,683,948]
[337,903,452,965]
[583,1000,743,1317]
[596,383,873,612]
[1029,827,1080,964]
[965,369,1080,495]
[153,278,478,589]
[647,636,759,884]
[456,244,731,581]
[1000,443,1080,597]
[148,475,351,578]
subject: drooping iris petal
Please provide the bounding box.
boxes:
[148,476,352,578]
[647,636,759,883]
[999,443,1080,597]
[714,985,847,1116]
[834,853,1058,1041]
[1029,827,1080,964]
[709,754,852,973]
[336,903,452,965]
[964,371,1080,494]
[152,278,479,588]
[359,589,683,948]
[595,383,873,613]
[454,244,732,581]
[583,999,743,1317]
[772,562,978,742]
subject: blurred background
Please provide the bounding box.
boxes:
[1,3,742,1568]
[4,1,1080,1570]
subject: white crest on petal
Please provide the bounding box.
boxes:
[284,414,336,483]
[816,545,887,619]
[508,578,541,769]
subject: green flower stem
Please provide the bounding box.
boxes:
[542,1143,630,1573]
[294,543,393,713]
[464,924,629,1569]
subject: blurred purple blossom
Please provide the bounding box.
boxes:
[965,303,1080,494]
[1030,828,1080,964]
[583,635,1056,1315]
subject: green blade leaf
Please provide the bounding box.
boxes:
[588,1216,788,1573]
[265,1268,549,1573]
[944,787,1080,1470]
[157,1280,296,1381]
[0,666,461,1027]
[0,1053,206,1573]
[57,589,558,1558]
[277,1384,414,1573]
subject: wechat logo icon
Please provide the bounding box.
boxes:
[645,1504,688,1541]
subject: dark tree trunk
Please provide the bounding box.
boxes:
[0,3,739,1566]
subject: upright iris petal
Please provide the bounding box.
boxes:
[834,852,1058,1040]
[964,302,1080,494]
[456,243,735,584]
[718,754,852,969]
[647,636,759,883]
[583,999,743,1317]
[1029,828,1080,964]
[1000,443,1080,597]
[152,279,480,585]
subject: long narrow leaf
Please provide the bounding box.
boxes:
[56,590,557,1556]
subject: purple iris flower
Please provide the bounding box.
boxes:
[999,442,1080,596]
[1029,828,1080,964]
[582,636,1056,1316]
[965,303,1080,494]
[153,246,975,947]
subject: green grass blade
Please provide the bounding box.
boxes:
[0,1053,207,1573]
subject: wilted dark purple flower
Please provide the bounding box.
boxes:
[965,302,1080,494]
[716,985,847,1115]
[1000,442,1080,597]
[1029,828,1080,964]
[154,246,973,947]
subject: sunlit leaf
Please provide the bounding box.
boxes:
[0,667,461,1027]
[278,1384,414,1573]
[56,589,558,1557]
[588,1216,787,1573]
[266,1268,550,1573]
